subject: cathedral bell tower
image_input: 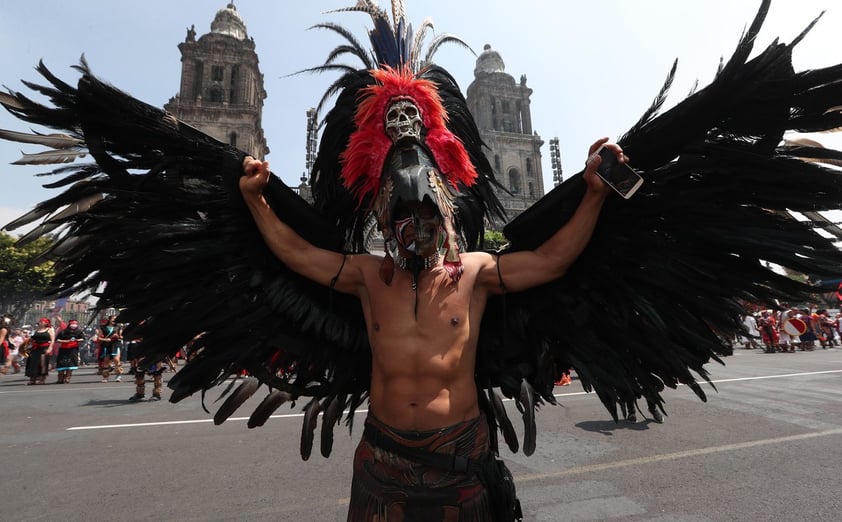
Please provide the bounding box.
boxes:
[466,44,545,226]
[164,3,269,158]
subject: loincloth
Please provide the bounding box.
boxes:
[348,412,493,522]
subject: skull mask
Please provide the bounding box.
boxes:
[384,98,423,143]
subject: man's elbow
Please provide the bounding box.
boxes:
[548,264,569,282]
[531,255,570,286]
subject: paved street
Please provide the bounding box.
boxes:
[2,347,841,521]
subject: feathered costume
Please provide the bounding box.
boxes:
[4,0,842,482]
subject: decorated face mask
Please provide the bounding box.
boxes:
[393,201,443,256]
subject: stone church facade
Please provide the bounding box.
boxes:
[466,44,545,227]
[164,3,269,160]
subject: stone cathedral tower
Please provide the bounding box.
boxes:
[466,44,545,225]
[164,3,269,159]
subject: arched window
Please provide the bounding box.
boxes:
[192,61,204,99]
[229,65,239,104]
[526,158,533,177]
[508,168,521,194]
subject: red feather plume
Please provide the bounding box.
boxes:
[340,66,478,205]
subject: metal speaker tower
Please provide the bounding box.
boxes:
[549,137,563,186]
[303,107,318,183]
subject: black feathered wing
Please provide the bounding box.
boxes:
[476,0,842,452]
[0,60,373,455]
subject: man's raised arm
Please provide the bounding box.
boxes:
[480,138,618,294]
[240,157,363,295]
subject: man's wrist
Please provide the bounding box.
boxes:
[583,186,610,203]
[243,191,268,210]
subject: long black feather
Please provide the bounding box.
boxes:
[320,394,347,458]
[213,378,259,426]
[518,380,537,457]
[247,390,294,429]
[490,389,519,454]
[300,397,321,461]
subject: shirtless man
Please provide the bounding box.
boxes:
[241,137,618,520]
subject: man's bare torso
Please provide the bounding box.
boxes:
[241,146,610,430]
[356,254,490,431]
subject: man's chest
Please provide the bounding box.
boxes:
[365,270,475,330]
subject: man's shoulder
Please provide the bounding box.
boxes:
[461,251,495,262]
[347,253,387,283]
[461,251,497,272]
[349,252,382,268]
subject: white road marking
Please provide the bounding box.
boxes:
[516,427,842,483]
[65,411,330,430]
[706,369,842,383]
[60,368,842,431]
[0,385,132,394]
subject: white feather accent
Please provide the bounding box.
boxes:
[12,149,86,165]
[0,128,83,149]
[0,91,25,110]
[46,194,104,223]
[391,0,405,25]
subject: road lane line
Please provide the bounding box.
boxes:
[707,369,842,384]
[63,368,842,431]
[65,410,351,430]
[0,385,133,395]
[515,427,842,483]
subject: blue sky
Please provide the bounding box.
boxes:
[3,1,842,233]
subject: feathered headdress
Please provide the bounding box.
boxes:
[307,0,505,284]
[340,65,477,202]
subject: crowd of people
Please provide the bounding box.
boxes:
[739,306,841,353]
[0,313,179,400]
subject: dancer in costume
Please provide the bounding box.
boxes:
[127,339,165,402]
[24,318,54,385]
[242,127,616,517]
[7,1,842,519]
[97,315,123,383]
[55,319,85,383]
[0,314,12,375]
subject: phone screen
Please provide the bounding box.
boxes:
[596,147,644,199]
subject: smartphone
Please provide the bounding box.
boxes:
[595,146,644,199]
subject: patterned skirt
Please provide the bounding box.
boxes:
[56,348,79,371]
[348,413,493,522]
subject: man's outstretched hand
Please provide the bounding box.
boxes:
[583,137,626,197]
[240,155,271,199]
